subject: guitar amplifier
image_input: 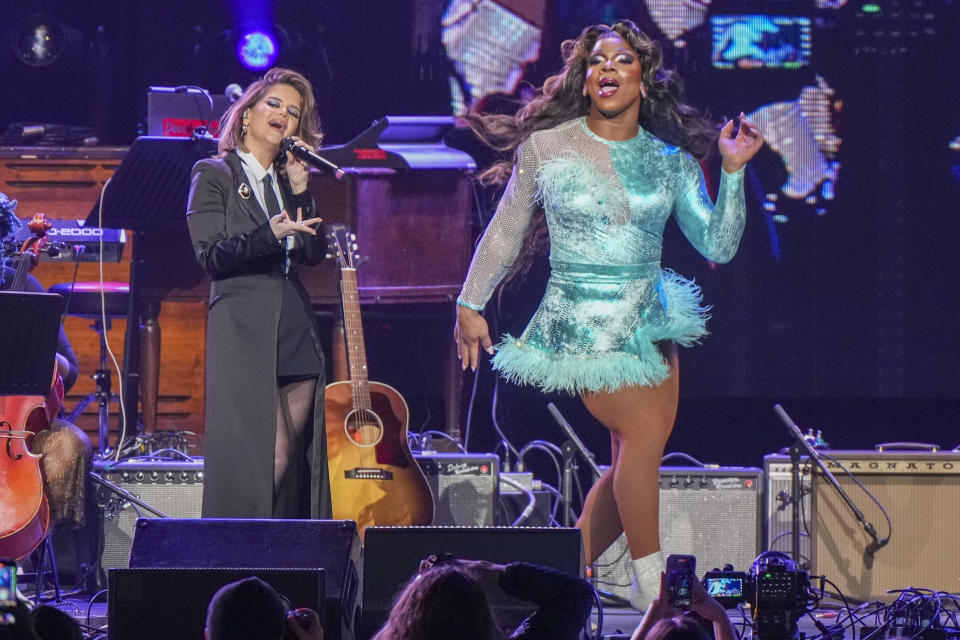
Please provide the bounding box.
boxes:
[763,454,813,565]
[811,450,960,602]
[595,466,763,600]
[93,458,204,569]
[414,452,499,527]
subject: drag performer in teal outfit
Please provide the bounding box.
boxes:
[454,20,764,614]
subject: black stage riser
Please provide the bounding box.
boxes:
[360,525,583,640]
[128,518,361,640]
[108,568,324,640]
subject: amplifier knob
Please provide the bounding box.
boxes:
[684,477,694,487]
[166,471,174,480]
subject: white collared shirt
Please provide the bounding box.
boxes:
[235,148,293,269]
[235,148,284,221]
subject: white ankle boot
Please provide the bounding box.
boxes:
[630,550,665,611]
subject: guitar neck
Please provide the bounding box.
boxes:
[340,268,372,411]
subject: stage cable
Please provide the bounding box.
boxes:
[817,452,893,550]
[461,351,481,452]
[490,376,520,471]
[96,176,127,461]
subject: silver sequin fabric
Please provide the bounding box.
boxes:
[459,117,745,393]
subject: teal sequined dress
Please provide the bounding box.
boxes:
[458,117,745,394]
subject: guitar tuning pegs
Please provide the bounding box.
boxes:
[349,233,357,241]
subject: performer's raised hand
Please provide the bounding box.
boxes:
[718,112,764,173]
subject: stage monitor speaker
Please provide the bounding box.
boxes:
[93,459,203,569]
[360,526,583,640]
[414,452,499,526]
[595,466,763,601]
[128,518,361,640]
[108,567,324,640]
[763,454,813,565]
[811,451,960,602]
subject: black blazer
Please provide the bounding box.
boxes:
[186,150,331,519]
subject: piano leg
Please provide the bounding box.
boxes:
[442,323,463,444]
[331,317,349,382]
[140,301,161,434]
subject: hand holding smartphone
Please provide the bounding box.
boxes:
[665,554,696,610]
[0,560,16,608]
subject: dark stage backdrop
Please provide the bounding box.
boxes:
[2,0,958,469]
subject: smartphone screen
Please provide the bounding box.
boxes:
[0,560,16,607]
[666,554,697,609]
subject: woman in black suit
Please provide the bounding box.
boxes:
[186,67,331,519]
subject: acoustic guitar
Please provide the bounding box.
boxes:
[324,224,433,539]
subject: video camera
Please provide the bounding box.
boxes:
[703,551,812,640]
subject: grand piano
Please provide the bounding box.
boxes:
[0,117,476,442]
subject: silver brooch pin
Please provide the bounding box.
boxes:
[238,183,251,200]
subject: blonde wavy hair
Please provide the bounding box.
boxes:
[217,67,322,158]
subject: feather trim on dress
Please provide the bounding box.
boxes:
[491,270,710,394]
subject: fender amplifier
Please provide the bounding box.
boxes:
[811,450,960,602]
[414,452,499,527]
[763,454,814,565]
[595,466,763,601]
[93,459,203,569]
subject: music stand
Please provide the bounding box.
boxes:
[85,135,218,436]
[0,292,64,396]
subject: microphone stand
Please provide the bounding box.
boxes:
[90,471,169,518]
[786,436,806,568]
[774,404,887,565]
[548,403,603,527]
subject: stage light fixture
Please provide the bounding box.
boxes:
[10,14,67,67]
[236,28,278,70]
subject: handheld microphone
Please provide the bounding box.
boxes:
[225,83,243,102]
[281,137,345,180]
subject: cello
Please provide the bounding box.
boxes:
[0,209,60,559]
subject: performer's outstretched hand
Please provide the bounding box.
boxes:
[454,305,494,372]
[270,207,322,240]
[718,112,764,173]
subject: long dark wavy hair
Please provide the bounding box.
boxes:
[470,20,717,287]
[647,614,712,640]
[370,564,499,640]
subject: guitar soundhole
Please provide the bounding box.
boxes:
[344,409,383,447]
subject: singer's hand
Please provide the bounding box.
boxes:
[270,207,322,240]
[284,136,313,194]
[454,304,494,372]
